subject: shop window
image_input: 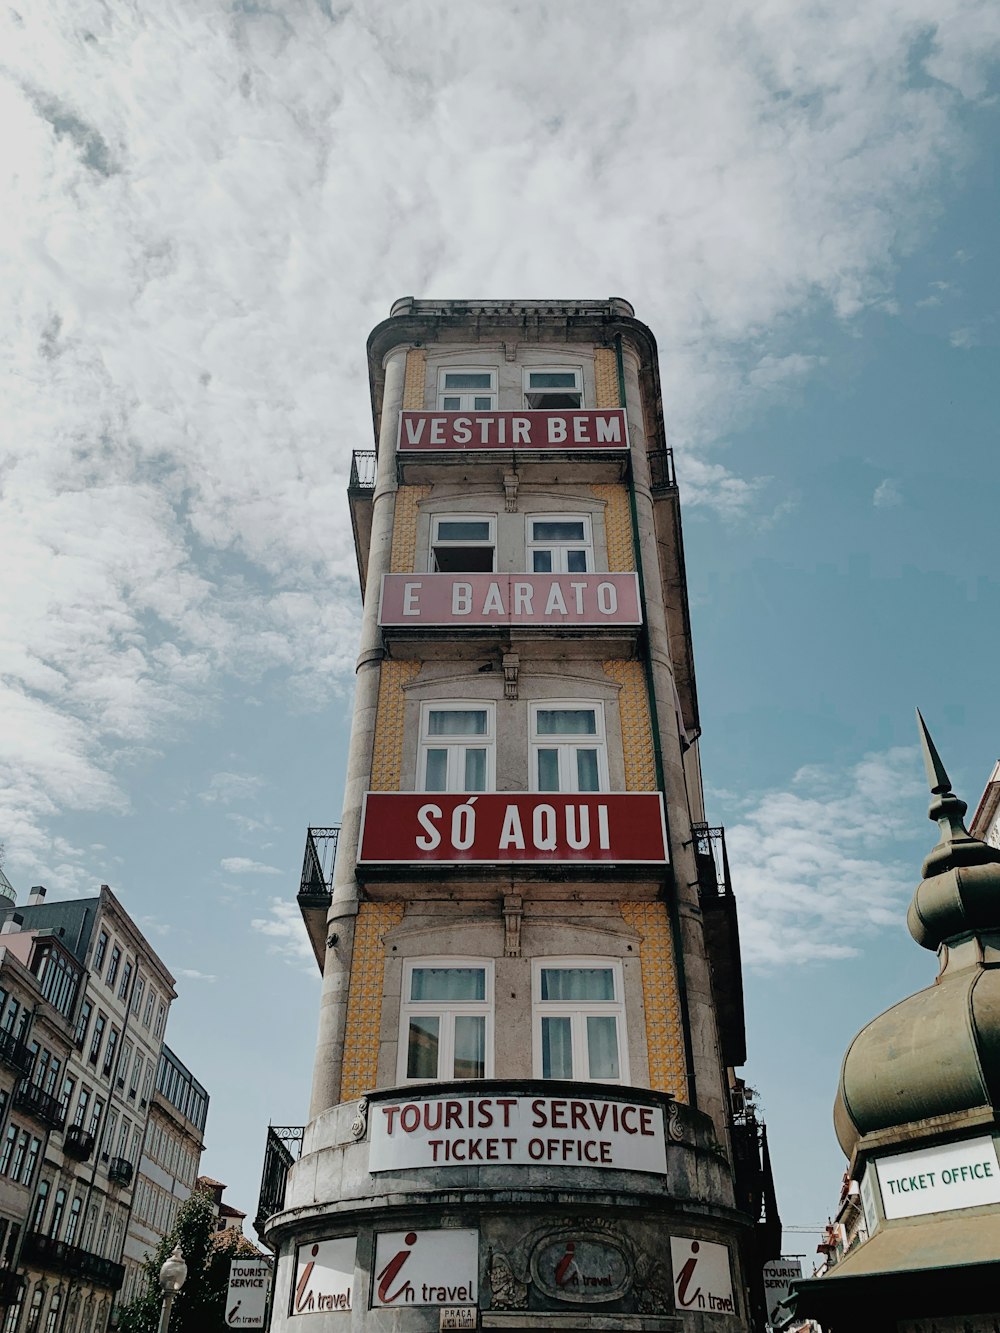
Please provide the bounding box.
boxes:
[419,704,494,793]
[527,515,593,573]
[523,366,583,409]
[399,960,493,1082]
[437,367,497,411]
[532,960,627,1083]
[529,703,607,793]
[430,514,495,573]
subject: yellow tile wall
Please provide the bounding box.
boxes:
[592,484,635,572]
[402,349,426,409]
[594,347,620,408]
[603,660,656,790]
[370,659,421,791]
[390,485,431,574]
[340,901,405,1101]
[620,901,687,1102]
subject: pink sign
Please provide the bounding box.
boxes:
[397,409,628,452]
[379,573,641,628]
[358,793,668,865]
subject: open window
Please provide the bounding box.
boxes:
[437,368,497,411]
[419,703,495,793]
[530,702,607,793]
[523,366,583,409]
[533,959,627,1083]
[399,959,493,1081]
[527,514,593,573]
[431,514,495,573]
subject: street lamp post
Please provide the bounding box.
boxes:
[157,1245,187,1333]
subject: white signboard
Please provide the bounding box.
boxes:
[369,1093,666,1175]
[440,1310,476,1330]
[372,1229,478,1307]
[292,1237,356,1316]
[762,1257,801,1323]
[860,1164,880,1236]
[226,1260,270,1328]
[875,1135,1000,1219]
[670,1237,734,1316]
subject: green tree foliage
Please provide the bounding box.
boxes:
[117,1189,265,1333]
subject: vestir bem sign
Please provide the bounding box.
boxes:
[397,409,628,452]
[368,1093,667,1174]
[379,573,641,629]
[357,793,669,865]
[292,1237,355,1315]
[875,1135,1000,1220]
[372,1229,478,1307]
[670,1238,734,1316]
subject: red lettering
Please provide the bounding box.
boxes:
[382,1105,399,1134]
[640,1107,654,1136]
[478,1101,494,1128]
[528,1138,545,1160]
[445,1101,463,1129]
[423,1101,443,1131]
[550,1100,567,1129]
[621,1106,638,1134]
[570,1101,589,1130]
[590,1102,609,1131]
[600,1141,612,1163]
[486,1139,499,1160]
[531,1099,547,1128]
[400,1104,420,1133]
[497,1098,517,1127]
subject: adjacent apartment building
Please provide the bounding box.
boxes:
[260,299,777,1330]
[0,881,203,1333]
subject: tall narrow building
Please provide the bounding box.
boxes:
[264,300,768,1330]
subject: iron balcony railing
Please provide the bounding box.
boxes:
[13,1080,66,1131]
[255,1126,304,1238]
[299,827,339,902]
[349,451,376,491]
[0,1268,23,1306]
[691,823,732,901]
[108,1156,133,1186]
[0,1029,36,1081]
[63,1125,95,1161]
[21,1232,125,1290]
[648,448,677,493]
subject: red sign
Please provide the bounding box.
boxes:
[358,793,668,865]
[379,573,641,628]
[397,409,628,452]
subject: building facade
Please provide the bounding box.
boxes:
[120,1046,209,1305]
[0,884,177,1333]
[262,299,771,1330]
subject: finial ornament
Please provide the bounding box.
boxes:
[916,707,952,795]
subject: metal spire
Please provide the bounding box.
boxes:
[916,708,952,795]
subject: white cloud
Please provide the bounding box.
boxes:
[949,326,978,347]
[200,772,264,806]
[725,746,925,967]
[220,857,282,875]
[0,0,998,865]
[177,967,217,983]
[873,478,903,508]
[251,898,317,972]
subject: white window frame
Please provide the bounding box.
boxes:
[430,513,496,573]
[532,958,628,1084]
[529,700,608,793]
[437,366,498,411]
[398,957,494,1083]
[418,701,495,793]
[526,513,594,574]
[522,365,583,409]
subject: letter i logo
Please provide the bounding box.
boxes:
[675,1241,703,1309]
[377,1232,418,1304]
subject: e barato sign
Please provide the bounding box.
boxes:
[368,1093,667,1175]
[379,573,641,629]
[397,409,628,452]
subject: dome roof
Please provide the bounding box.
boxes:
[834,713,1000,1158]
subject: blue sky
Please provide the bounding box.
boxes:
[2,0,999,1254]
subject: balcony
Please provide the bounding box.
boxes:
[0,1269,23,1307]
[297,827,339,971]
[63,1125,95,1161]
[21,1232,124,1291]
[108,1157,133,1186]
[348,450,377,594]
[647,447,676,494]
[13,1080,66,1131]
[254,1126,303,1245]
[0,1028,35,1081]
[693,823,746,1068]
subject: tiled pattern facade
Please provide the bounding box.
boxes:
[603,660,656,791]
[619,901,688,1103]
[389,485,431,574]
[370,659,421,791]
[592,484,635,572]
[340,902,405,1101]
[403,348,426,409]
[594,346,620,408]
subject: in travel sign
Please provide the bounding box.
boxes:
[397,408,628,452]
[368,1092,667,1174]
[358,793,669,865]
[875,1134,1000,1219]
[379,572,641,629]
